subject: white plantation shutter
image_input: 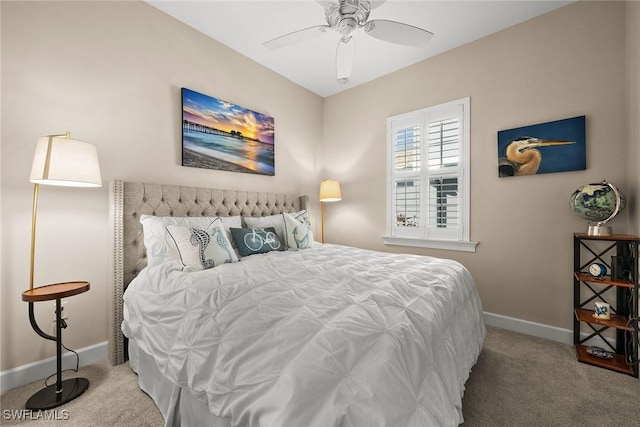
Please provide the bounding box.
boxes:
[393,125,421,230]
[425,105,463,240]
[390,118,423,237]
[385,98,475,251]
[427,118,459,169]
[395,125,420,172]
[395,178,420,228]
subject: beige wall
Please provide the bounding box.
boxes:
[323,1,634,329]
[627,1,640,237]
[0,1,324,371]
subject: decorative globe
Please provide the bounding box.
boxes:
[569,181,625,235]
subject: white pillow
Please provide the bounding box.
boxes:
[140,214,241,265]
[283,212,314,250]
[166,221,238,271]
[244,210,310,250]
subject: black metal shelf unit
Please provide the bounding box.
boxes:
[573,233,639,377]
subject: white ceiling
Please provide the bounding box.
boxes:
[147,0,573,97]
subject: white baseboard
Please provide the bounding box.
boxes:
[483,311,574,344]
[0,341,108,393]
[483,311,616,349]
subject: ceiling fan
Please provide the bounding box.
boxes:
[263,0,433,84]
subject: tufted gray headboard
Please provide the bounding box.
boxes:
[108,180,309,365]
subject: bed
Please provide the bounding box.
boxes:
[108,180,485,427]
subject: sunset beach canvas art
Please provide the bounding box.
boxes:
[181,88,275,175]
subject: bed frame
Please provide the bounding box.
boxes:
[108,180,309,365]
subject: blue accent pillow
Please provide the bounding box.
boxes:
[230,227,284,257]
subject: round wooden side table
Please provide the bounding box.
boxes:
[22,281,90,410]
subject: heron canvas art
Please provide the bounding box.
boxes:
[498,115,586,177]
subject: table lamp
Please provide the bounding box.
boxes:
[23,132,101,409]
[319,179,342,243]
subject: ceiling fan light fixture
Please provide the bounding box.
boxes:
[326,0,370,31]
[338,17,358,37]
[265,0,433,82]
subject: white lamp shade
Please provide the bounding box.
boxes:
[30,136,102,187]
[319,179,342,202]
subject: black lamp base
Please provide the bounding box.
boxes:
[25,378,89,410]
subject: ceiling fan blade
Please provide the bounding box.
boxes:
[264,25,330,50]
[336,37,355,81]
[364,19,433,48]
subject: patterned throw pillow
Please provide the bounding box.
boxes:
[283,212,313,250]
[140,215,241,265]
[243,216,287,248]
[166,221,238,271]
[244,210,311,250]
[230,227,284,257]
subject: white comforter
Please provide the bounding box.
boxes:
[122,243,485,427]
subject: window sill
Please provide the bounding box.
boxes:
[381,236,478,252]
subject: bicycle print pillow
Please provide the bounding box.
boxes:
[230,227,284,257]
[166,221,239,271]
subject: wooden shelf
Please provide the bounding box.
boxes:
[574,233,640,242]
[575,345,635,375]
[573,233,638,378]
[574,272,635,288]
[574,308,633,331]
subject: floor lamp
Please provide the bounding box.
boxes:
[22,133,101,409]
[319,179,342,244]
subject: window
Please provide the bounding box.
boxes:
[383,97,477,252]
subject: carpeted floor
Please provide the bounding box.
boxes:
[462,327,639,426]
[2,326,639,426]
